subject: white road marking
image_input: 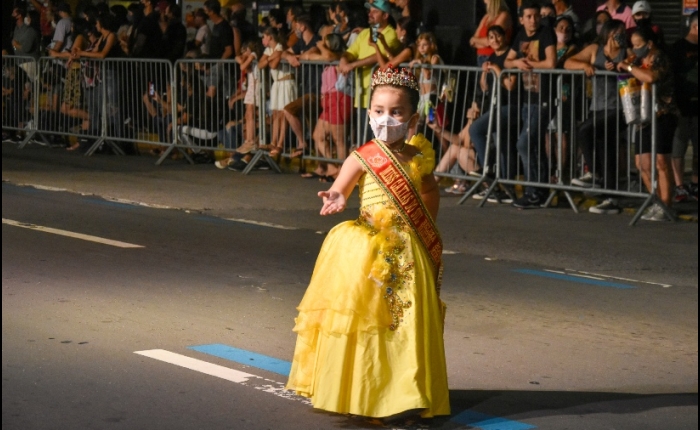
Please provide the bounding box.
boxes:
[134,350,312,405]
[546,270,604,281]
[442,250,459,255]
[225,218,298,230]
[135,349,256,383]
[2,218,144,248]
[564,269,672,289]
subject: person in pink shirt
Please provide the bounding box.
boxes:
[597,0,635,29]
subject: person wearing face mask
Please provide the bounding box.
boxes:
[286,66,450,423]
[627,1,665,48]
[162,4,187,64]
[617,26,680,221]
[566,20,630,214]
[47,2,72,56]
[11,6,41,60]
[581,10,611,47]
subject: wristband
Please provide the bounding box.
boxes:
[627,63,633,72]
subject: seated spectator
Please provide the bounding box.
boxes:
[2,65,31,143]
[597,0,635,29]
[469,25,519,196]
[258,27,297,157]
[670,11,698,202]
[303,33,352,181]
[617,26,679,221]
[470,0,513,66]
[281,15,321,158]
[428,103,481,196]
[504,1,557,209]
[371,17,417,68]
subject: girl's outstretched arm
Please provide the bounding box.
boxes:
[318,156,365,216]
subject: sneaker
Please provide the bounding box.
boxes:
[215,158,232,169]
[512,193,544,209]
[487,190,514,204]
[571,172,601,188]
[589,198,621,215]
[674,185,690,203]
[472,189,489,200]
[641,203,674,222]
[468,168,483,177]
[690,183,699,201]
[228,159,249,172]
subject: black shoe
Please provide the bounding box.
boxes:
[228,160,249,172]
[512,193,544,209]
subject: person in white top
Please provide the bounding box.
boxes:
[193,9,211,57]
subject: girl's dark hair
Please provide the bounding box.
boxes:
[97,13,117,33]
[597,19,625,46]
[632,24,658,46]
[487,25,506,37]
[263,26,283,44]
[519,1,541,17]
[72,18,90,38]
[245,40,264,59]
[397,17,418,47]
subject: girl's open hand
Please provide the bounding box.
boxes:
[319,190,346,216]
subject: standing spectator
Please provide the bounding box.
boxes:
[230,1,256,56]
[47,2,72,55]
[305,33,352,181]
[339,0,401,144]
[162,3,187,64]
[131,0,162,59]
[372,17,418,68]
[565,20,630,214]
[409,33,443,126]
[628,1,665,47]
[393,0,422,21]
[268,9,290,42]
[285,6,304,49]
[282,15,322,158]
[193,9,211,57]
[581,10,612,46]
[119,3,144,57]
[204,0,233,60]
[617,26,679,221]
[28,0,55,47]
[597,0,635,29]
[504,1,557,209]
[259,27,297,157]
[670,12,698,202]
[11,6,41,60]
[552,0,579,33]
[470,0,513,66]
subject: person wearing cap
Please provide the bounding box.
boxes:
[597,0,635,29]
[339,0,401,143]
[48,2,73,54]
[627,1,665,46]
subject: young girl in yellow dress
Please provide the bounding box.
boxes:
[286,67,451,421]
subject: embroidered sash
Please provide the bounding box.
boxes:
[354,140,443,274]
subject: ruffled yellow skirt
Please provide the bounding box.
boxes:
[286,219,450,418]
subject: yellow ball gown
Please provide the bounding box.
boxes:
[286,135,450,419]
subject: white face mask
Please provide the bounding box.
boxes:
[24,17,31,26]
[369,114,410,144]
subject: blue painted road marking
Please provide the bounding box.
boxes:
[189,343,537,429]
[452,410,537,430]
[188,344,292,376]
[515,269,636,290]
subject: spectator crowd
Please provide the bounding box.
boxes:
[2,0,698,221]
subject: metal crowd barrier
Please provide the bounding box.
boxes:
[5,55,674,225]
[458,68,664,225]
[2,55,39,148]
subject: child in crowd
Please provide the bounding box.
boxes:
[258,27,296,157]
[409,33,443,125]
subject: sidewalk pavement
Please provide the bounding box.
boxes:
[2,143,698,288]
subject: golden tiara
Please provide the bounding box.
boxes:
[371,66,419,91]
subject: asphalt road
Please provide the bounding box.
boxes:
[2,182,697,430]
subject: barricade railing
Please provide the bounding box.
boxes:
[7,55,676,225]
[459,68,665,225]
[2,55,39,148]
